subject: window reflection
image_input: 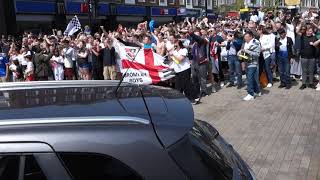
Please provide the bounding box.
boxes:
[0,86,142,109]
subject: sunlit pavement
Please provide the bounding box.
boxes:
[193,81,320,180]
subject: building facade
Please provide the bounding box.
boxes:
[9,0,216,33]
[248,0,319,9]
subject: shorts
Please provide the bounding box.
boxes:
[79,63,90,69]
[64,68,74,80]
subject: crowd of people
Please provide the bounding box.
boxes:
[1,8,320,103]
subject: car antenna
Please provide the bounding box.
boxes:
[115,45,141,95]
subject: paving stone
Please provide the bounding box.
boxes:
[193,82,320,180]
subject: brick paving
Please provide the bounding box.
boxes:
[193,82,320,180]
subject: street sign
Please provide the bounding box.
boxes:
[285,0,300,6]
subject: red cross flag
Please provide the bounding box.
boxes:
[118,45,175,85]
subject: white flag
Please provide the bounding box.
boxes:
[64,16,81,36]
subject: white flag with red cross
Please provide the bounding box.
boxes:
[119,45,175,85]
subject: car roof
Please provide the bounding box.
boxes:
[0,80,195,148]
[0,80,150,121]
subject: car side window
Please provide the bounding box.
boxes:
[0,155,47,180]
[58,153,142,180]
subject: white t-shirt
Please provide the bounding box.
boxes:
[269,33,276,53]
[64,57,73,68]
[25,61,34,75]
[250,15,259,23]
[63,48,74,68]
[286,23,295,45]
[166,41,174,52]
[17,54,28,66]
[9,64,18,77]
[51,56,64,69]
[260,34,274,59]
[279,37,288,52]
[170,48,190,73]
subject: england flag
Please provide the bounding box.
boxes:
[114,41,175,85]
[64,16,81,36]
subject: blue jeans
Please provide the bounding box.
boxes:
[247,66,261,96]
[227,55,242,86]
[264,56,273,84]
[278,57,291,86]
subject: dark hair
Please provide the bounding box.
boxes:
[143,34,152,40]
[62,40,69,44]
[177,40,184,48]
[244,30,254,37]
[277,28,286,35]
[33,45,42,54]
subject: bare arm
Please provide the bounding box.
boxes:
[78,50,88,58]
[91,46,100,56]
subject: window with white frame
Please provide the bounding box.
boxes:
[159,0,167,6]
[207,0,212,8]
[186,0,191,5]
[199,0,205,6]
[168,0,175,5]
[180,0,185,5]
[193,0,199,6]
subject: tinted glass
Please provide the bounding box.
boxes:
[0,155,47,180]
[59,153,142,180]
[169,120,234,180]
[24,156,47,180]
[0,156,19,180]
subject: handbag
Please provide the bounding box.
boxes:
[260,71,268,88]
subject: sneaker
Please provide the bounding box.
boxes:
[278,84,286,88]
[243,94,254,101]
[212,87,217,93]
[266,83,273,88]
[226,83,234,88]
[309,84,316,89]
[201,92,209,97]
[191,98,201,105]
[316,86,320,91]
[237,85,242,89]
[300,84,307,90]
[285,85,291,89]
[255,92,262,97]
[220,82,225,87]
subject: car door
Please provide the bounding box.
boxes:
[0,142,71,180]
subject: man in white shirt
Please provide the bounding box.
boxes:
[250,11,259,23]
[260,26,275,88]
[62,40,74,80]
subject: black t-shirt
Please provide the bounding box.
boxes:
[77,49,88,65]
[301,35,317,59]
[101,47,116,66]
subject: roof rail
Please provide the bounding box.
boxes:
[0,116,149,126]
[0,80,134,91]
